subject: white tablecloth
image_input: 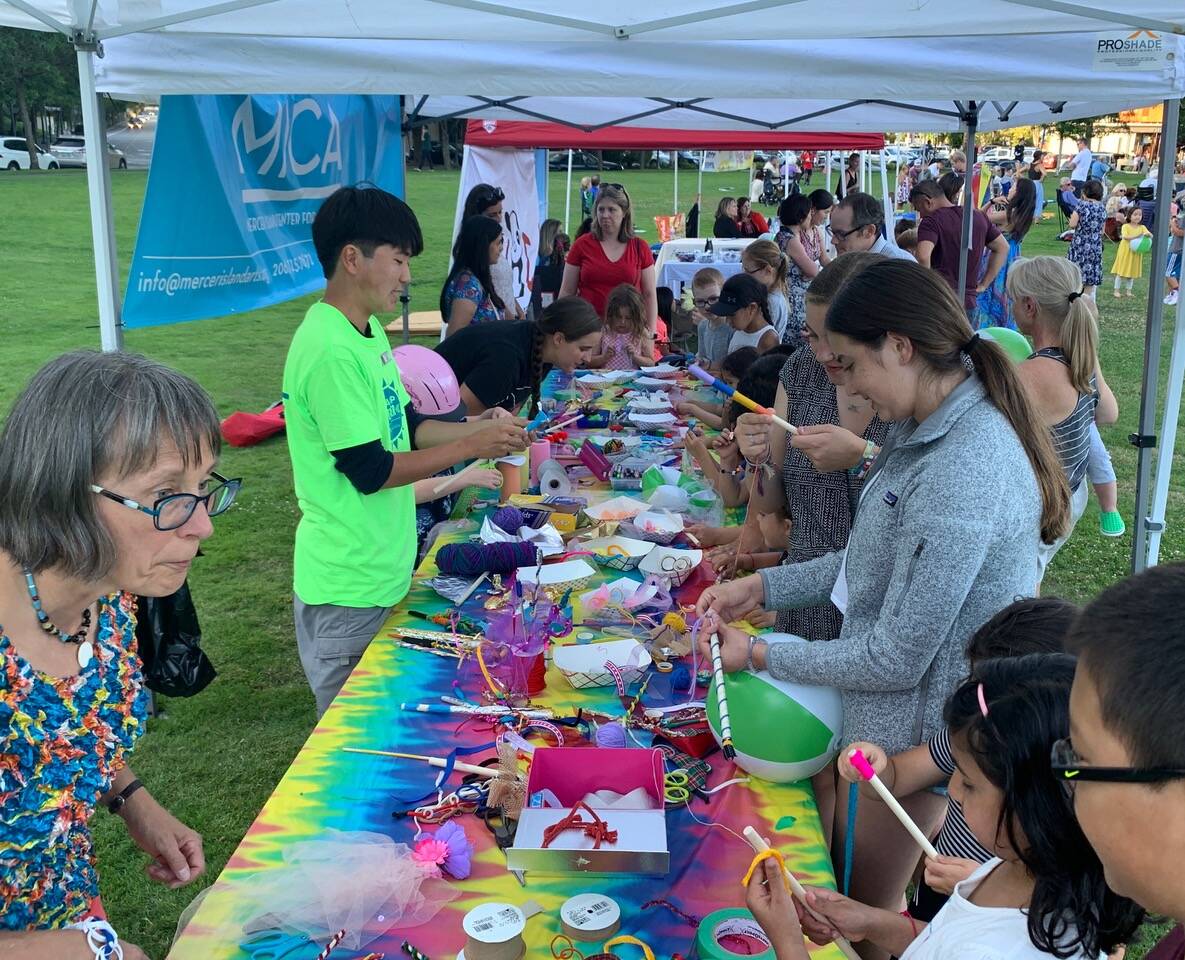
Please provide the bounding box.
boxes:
[653,237,754,274]
[658,259,746,298]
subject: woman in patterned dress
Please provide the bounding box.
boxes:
[734,252,890,644]
[1067,178,1106,299]
[0,352,235,957]
[774,193,818,347]
[440,215,506,337]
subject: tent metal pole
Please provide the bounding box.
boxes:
[698,151,704,197]
[565,149,573,232]
[76,43,122,351]
[398,110,410,344]
[673,151,679,215]
[1146,290,1185,568]
[1132,96,1181,573]
[956,103,979,305]
[879,149,892,232]
[858,151,866,192]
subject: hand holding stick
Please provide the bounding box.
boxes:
[849,748,940,858]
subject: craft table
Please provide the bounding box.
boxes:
[167,370,844,960]
[658,260,746,302]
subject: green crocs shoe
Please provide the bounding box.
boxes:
[1099,511,1126,537]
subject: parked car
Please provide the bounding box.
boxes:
[547,149,624,171]
[127,115,143,129]
[0,139,60,170]
[645,150,700,169]
[51,136,127,169]
[978,146,1013,163]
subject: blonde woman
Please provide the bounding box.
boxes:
[1007,256,1118,575]
[742,239,792,343]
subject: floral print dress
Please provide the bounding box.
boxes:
[1068,200,1105,287]
[0,593,148,929]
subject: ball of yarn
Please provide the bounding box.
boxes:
[671,663,692,693]
[491,505,526,534]
[595,721,627,748]
[437,540,538,576]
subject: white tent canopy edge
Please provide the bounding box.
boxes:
[2,0,1183,573]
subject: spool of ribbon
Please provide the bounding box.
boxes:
[693,909,775,960]
[461,903,527,960]
[560,894,621,942]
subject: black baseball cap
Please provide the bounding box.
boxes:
[709,273,767,317]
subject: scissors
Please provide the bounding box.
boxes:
[239,929,314,959]
[664,769,692,806]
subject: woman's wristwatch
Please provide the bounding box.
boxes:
[106,778,144,815]
[747,635,768,672]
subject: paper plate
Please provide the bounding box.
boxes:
[634,376,677,390]
[628,411,678,427]
[583,496,649,522]
[638,364,681,379]
[516,558,597,586]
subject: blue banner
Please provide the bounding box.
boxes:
[123,94,405,328]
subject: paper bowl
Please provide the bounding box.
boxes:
[554,638,653,689]
[634,376,677,390]
[583,495,649,522]
[639,364,681,380]
[581,535,657,571]
[516,558,597,596]
[638,545,703,587]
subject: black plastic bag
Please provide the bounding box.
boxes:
[135,580,216,697]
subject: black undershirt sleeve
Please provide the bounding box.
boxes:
[331,440,394,495]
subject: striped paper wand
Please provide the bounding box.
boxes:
[708,631,736,759]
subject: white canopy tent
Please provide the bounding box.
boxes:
[2,0,1183,572]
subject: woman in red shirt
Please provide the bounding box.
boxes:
[560,184,660,352]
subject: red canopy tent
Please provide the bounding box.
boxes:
[463,119,883,151]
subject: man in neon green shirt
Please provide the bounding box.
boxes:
[284,186,527,716]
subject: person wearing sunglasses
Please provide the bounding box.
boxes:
[560,183,661,358]
[463,182,525,320]
[828,191,916,260]
[0,350,228,958]
[1062,564,1185,936]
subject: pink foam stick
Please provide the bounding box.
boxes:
[849,749,939,858]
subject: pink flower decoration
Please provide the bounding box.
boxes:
[412,822,473,880]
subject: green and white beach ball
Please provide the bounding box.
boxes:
[707,638,844,783]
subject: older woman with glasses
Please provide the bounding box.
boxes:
[560,183,660,351]
[0,351,237,959]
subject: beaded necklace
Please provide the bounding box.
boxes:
[22,567,94,668]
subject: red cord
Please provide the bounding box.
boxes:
[541,801,618,849]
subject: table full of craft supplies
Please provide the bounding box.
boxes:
[167,364,846,960]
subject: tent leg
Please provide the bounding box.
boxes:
[564,149,573,232]
[857,151,866,192]
[956,105,979,305]
[1132,96,1181,573]
[76,44,122,351]
[673,152,678,215]
[698,151,704,198]
[879,149,892,233]
[1146,291,1185,568]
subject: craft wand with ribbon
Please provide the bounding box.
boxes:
[342,747,497,779]
[849,748,940,858]
[742,827,862,960]
[688,364,797,435]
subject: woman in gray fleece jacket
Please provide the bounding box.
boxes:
[697,259,1069,951]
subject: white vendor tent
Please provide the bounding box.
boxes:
[1,0,1183,571]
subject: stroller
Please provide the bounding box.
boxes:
[759,172,782,206]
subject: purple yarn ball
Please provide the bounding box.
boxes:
[491,505,526,534]
[594,722,627,748]
[437,541,538,576]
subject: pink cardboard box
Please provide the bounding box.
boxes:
[507,747,670,876]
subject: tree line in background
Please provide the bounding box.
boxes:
[0,28,136,168]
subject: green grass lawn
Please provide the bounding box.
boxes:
[0,164,1181,958]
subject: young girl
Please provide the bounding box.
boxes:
[833,597,1077,922]
[742,240,793,343]
[714,272,780,354]
[588,284,652,370]
[746,654,1144,960]
[1112,205,1152,298]
[1067,179,1106,299]
[684,349,790,508]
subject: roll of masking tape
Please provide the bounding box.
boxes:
[693,908,775,960]
[560,893,621,942]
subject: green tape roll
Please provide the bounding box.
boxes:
[693,908,776,960]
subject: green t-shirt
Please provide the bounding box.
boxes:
[282,301,415,607]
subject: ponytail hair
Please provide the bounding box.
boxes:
[946,655,1145,958]
[1006,257,1099,395]
[827,259,1069,544]
[742,239,789,291]
[527,296,601,416]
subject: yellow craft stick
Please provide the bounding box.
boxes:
[742,826,862,960]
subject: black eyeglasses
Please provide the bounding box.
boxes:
[829,222,874,241]
[1050,737,1185,789]
[92,472,242,531]
[692,295,720,309]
